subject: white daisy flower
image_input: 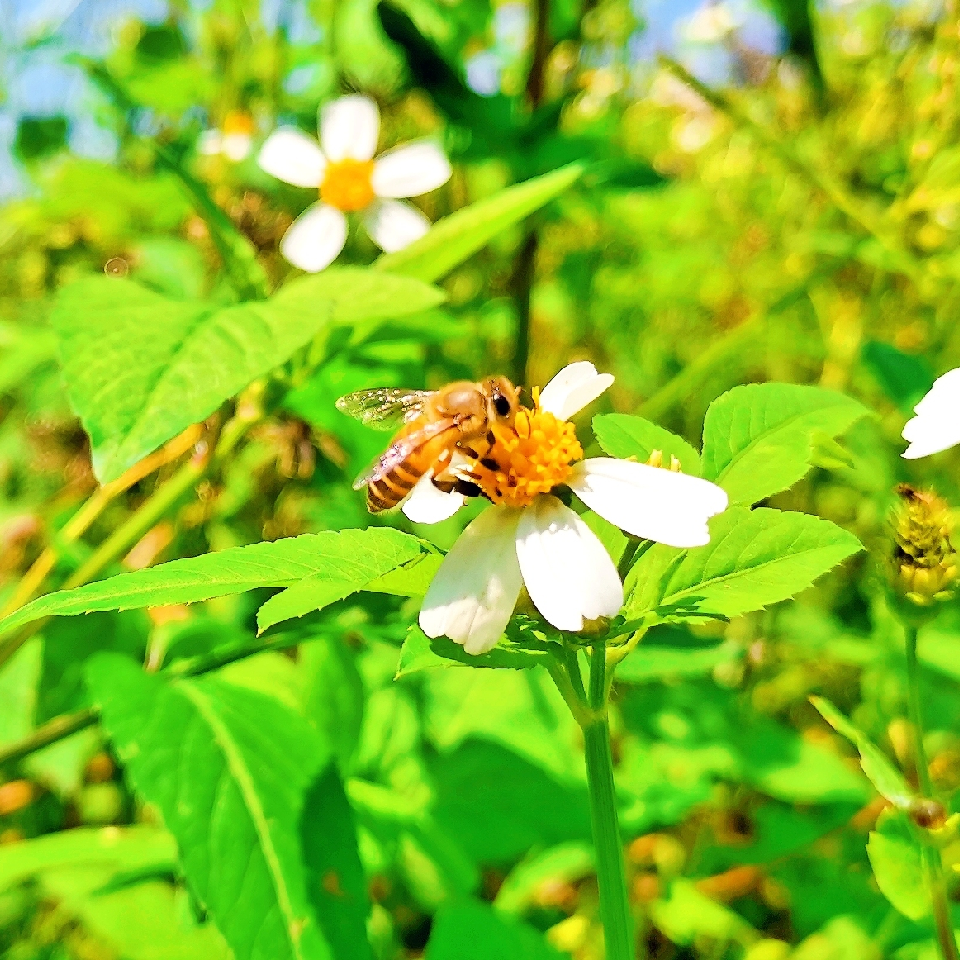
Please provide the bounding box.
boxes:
[902,367,960,460]
[257,95,451,273]
[198,110,256,163]
[408,362,730,654]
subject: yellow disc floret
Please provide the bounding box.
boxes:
[468,403,583,508]
[320,158,376,212]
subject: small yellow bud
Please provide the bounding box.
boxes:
[890,484,958,608]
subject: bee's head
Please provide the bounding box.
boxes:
[484,376,521,421]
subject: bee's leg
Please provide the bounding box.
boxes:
[432,466,482,499]
[453,478,482,498]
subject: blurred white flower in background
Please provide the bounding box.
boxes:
[198,110,256,163]
[409,362,730,654]
[682,2,739,44]
[902,368,960,459]
[258,95,451,272]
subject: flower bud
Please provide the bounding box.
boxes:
[890,484,957,607]
[645,449,682,472]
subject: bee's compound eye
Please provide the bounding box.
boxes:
[494,395,511,417]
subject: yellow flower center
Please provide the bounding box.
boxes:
[320,158,376,212]
[466,397,583,508]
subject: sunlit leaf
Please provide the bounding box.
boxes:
[52,271,445,482]
[86,654,372,960]
[701,384,869,505]
[626,507,863,622]
[810,697,915,808]
[376,164,583,282]
[592,413,701,474]
[866,809,929,920]
[0,529,425,636]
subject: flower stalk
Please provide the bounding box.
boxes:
[904,624,960,960]
[581,643,635,960]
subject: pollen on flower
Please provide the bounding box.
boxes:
[465,404,583,508]
[320,158,376,212]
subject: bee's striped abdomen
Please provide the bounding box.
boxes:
[365,426,458,513]
[367,459,426,512]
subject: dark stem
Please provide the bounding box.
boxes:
[526,0,551,107]
[510,232,538,386]
[510,0,550,387]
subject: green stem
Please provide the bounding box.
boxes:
[583,643,635,959]
[0,709,98,768]
[904,624,959,960]
[905,625,933,797]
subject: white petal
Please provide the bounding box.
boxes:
[371,140,452,198]
[222,132,253,162]
[362,199,430,252]
[569,458,728,548]
[279,203,347,272]
[515,495,623,632]
[258,128,326,187]
[320,95,379,162]
[537,361,615,420]
[402,473,465,524]
[902,367,960,459]
[198,129,224,155]
[420,507,523,655]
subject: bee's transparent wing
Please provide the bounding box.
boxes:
[335,388,432,431]
[352,418,456,490]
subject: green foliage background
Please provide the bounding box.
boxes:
[1,1,960,959]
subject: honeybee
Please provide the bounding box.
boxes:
[336,377,521,512]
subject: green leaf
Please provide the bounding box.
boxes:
[700,384,869,505]
[300,636,365,771]
[425,900,567,960]
[0,529,425,636]
[376,164,583,282]
[626,507,863,622]
[256,531,428,633]
[38,611,148,721]
[810,697,915,808]
[86,653,371,960]
[494,842,594,913]
[52,271,445,482]
[0,826,230,960]
[866,809,929,920]
[616,638,742,683]
[0,826,175,892]
[395,625,549,678]
[592,413,701,474]
[652,879,758,947]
